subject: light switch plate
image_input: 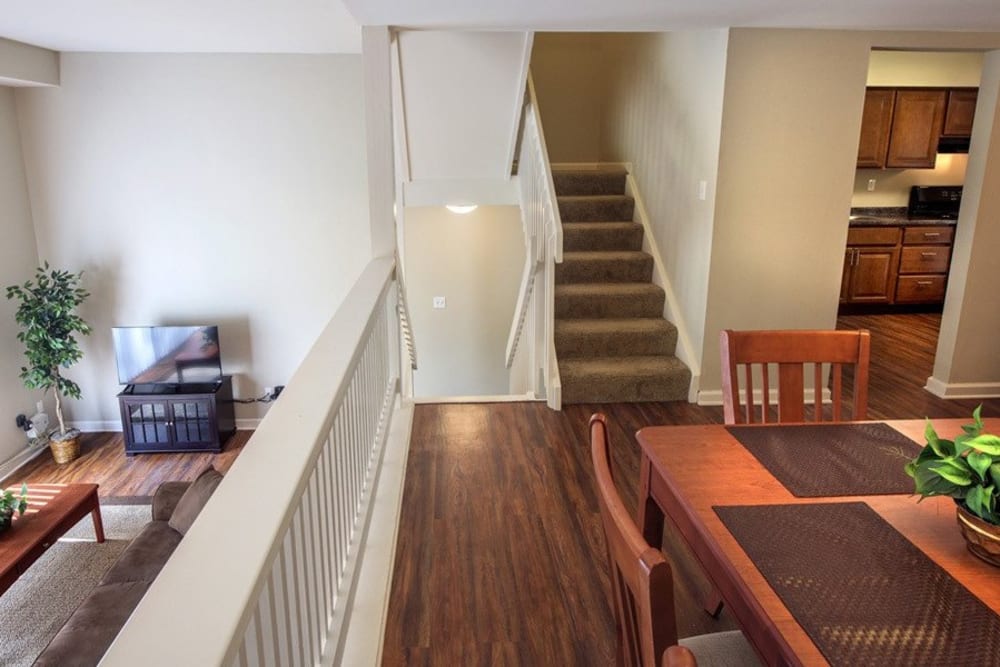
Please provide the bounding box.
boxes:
[433,296,446,309]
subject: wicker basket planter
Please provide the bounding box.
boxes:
[956,503,1000,568]
[49,432,81,465]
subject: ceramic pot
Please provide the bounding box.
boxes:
[956,502,1000,567]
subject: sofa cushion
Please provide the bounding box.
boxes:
[100,520,183,585]
[32,581,149,667]
[168,466,223,535]
[151,480,192,521]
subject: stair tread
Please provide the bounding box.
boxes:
[552,166,628,175]
[558,195,633,203]
[555,282,663,296]
[560,355,688,377]
[562,250,650,261]
[562,222,640,229]
[555,318,674,333]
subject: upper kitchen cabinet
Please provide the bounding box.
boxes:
[856,87,974,169]
[885,89,946,168]
[857,88,895,168]
[941,88,978,138]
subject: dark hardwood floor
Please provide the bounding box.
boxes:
[2,313,995,664]
[382,313,1000,666]
[0,431,249,500]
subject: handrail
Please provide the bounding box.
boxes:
[505,71,563,385]
[102,257,401,666]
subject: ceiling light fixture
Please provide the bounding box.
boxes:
[445,204,478,214]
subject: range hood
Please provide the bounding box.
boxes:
[938,136,970,154]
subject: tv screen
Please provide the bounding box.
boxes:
[112,326,222,386]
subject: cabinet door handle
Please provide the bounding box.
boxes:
[923,232,941,238]
[854,249,860,266]
[920,252,937,258]
[917,280,934,285]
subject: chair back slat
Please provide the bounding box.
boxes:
[590,414,679,666]
[720,329,871,425]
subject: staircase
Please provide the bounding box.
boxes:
[553,166,691,403]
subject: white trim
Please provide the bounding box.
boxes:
[341,398,414,666]
[925,377,1000,399]
[0,440,49,480]
[504,33,533,180]
[698,387,832,406]
[390,33,411,184]
[624,166,700,399]
[412,393,539,404]
[69,418,261,432]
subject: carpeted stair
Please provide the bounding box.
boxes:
[553,166,691,403]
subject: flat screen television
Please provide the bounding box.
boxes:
[112,325,222,386]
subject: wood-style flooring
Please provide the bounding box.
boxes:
[381,313,1000,665]
[0,431,249,500]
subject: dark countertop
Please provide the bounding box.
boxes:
[849,206,957,228]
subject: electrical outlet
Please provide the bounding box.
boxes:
[264,386,274,399]
[867,178,877,192]
[272,385,284,400]
[433,296,447,309]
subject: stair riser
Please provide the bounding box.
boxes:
[560,372,691,403]
[552,172,627,196]
[555,292,664,319]
[556,329,678,359]
[562,226,643,252]
[559,198,635,222]
[556,257,652,284]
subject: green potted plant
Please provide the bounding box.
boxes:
[905,405,1000,566]
[6,264,92,465]
[0,484,28,534]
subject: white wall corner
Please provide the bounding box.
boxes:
[924,377,1000,399]
[0,37,59,87]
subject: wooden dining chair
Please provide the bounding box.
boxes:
[589,414,759,667]
[719,329,871,424]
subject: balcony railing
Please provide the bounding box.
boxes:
[101,257,408,666]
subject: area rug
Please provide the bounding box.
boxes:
[0,504,150,667]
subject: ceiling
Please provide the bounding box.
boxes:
[2,0,1000,54]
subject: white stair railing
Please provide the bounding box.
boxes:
[102,257,404,666]
[506,72,563,409]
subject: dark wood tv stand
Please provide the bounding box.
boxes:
[118,376,236,455]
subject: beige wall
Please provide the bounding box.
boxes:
[530,34,610,162]
[404,205,523,397]
[701,29,873,397]
[853,155,968,207]
[0,88,42,463]
[932,50,1000,394]
[601,31,729,384]
[15,53,371,428]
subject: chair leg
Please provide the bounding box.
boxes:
[702,588,725,618]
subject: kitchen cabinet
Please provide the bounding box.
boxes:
[942,89,978,138]
[841,227,901,304]
[895,225,954,304]
[857,89,895,168]
[856,87,971,169]
[885,90,946,168]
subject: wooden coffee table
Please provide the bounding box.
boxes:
[0,484,104,596]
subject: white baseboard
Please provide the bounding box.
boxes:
[924,377,1000,399]
[70,418,260,433]
[698,387,831,406]
[0,439,50,480]
[412,393,540,404]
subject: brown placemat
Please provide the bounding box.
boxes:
[714,502,1000,667]
[726,422,920,497]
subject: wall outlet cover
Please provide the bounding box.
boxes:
[433,296,447,309]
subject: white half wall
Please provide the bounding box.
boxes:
[404,205,523,398]
[15,53,372,427]
[0,87,42,464]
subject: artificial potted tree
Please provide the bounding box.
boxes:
[6,264,92,464]
[906,405,1000,566]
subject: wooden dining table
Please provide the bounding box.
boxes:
[635,418,1000,667]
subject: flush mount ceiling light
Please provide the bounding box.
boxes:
[445,204,478,214]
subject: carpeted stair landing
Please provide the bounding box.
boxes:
[553,166,691,403]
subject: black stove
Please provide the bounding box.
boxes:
[908,185,962,220]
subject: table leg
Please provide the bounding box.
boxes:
[90,496,105,543]
[637,455,665,548]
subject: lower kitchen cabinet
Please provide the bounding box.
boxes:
[841,227,901,305]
